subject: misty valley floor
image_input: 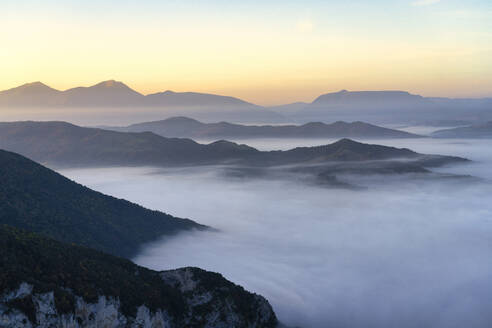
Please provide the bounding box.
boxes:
[59,137,492,328]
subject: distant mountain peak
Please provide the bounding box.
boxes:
[93,80,130,89]
[12,81,57,92]
[0,82,61,99]
[23,81,47,87]
[333,138,359,146]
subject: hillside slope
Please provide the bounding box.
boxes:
[0,149,205,258]
[0,225,277,328]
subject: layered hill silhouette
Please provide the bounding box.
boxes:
[0,225,277,327]
[2,82,492,125]
[0,121,464,169]
[108,116,422,139]
[0,148,205,258]
[432,122,492,138]
[0,80,281,123]
[0,80,252,108]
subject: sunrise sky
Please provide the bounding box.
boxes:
[1,0,491,105]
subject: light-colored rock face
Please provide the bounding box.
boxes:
[1,269,277,328]
[0,284,171,328]
[161,268,277,328]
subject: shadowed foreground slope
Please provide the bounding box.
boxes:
[0,225,277,328]
[0,149,205,259]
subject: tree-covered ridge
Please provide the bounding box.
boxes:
[0,149,206,259]
[0,225,185,318]
[0,225,278,327]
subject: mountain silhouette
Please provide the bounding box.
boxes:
[0,121,465,168]
[0,147,205,258]
[111,116,422,139]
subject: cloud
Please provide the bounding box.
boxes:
[412,0,441,6]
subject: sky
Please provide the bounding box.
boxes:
[1,0,491,105]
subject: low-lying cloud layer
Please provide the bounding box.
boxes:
[60,137,492,328]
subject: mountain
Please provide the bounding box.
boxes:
[0,121,469,189]
[311,90,427,107]
[269,90,492,125]
[0,121,462,169]
[0,225,277,328]
[0,121,260,167]
[0,80,257,109]
[219,138,470,188]
[0,82,62,107]
[144,90,254,107]
[0,148,205,258]
[3,82,492,125]
[0,120,467,184]
[287,90,433,123]
[431,122,492,138]
[0,81,283,124]
[61,80,144,107]
[111,116,422,139]
[0,80,143,107]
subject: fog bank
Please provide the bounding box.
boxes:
[60,138,492,328]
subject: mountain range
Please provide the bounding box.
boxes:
[0,120,469,190]
[1,82,491,125]
[0,121,461,169]
[0,80,252,108]
[0,80,281,123]
[107,116,422,139]
[272,90,492,125]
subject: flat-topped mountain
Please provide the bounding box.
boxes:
[0,225,277,328]
[0,121,463,169]
[269,90,492,125]
[110,116,422,139]
[311,90,428,107]
[0,148,205,258]
[432,122,492,138]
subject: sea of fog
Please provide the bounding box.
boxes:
[59,135,492,328]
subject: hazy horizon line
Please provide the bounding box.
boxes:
[3,79,492,107]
